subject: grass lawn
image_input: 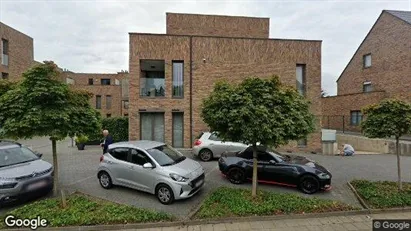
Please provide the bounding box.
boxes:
[0,193,173,228]
[194,187,358,219]
[351,179,411,209]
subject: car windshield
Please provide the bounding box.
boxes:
[147,145,186,167]
[0,146,40,168]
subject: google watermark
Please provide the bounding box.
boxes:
[3,215,48,230]
[373,219,411,231]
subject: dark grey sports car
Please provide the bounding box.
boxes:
[218,146,332,194]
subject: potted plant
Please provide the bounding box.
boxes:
[75,135,89,150]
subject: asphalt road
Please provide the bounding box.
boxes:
[1,137,411,219]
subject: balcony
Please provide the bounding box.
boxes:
[140,60,165,98]
[1,54,8,66]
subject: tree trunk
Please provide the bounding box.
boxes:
[396,137,402,191]
[51,138,59,196]
[251,144,258,197]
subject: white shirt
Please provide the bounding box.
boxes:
[343,144,354,152]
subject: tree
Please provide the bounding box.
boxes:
[201,76,315,197]
[0,61,101,196]
[361,99,411,191]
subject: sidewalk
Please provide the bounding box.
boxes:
[125,211,411,231]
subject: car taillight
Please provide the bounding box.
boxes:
[100,155,104,162]
[194,139,202,146]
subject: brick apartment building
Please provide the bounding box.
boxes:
[61,71,130,118]
[322,10,411,132]
[129,13,322,151]
[0,22,35,81]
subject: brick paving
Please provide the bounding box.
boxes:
[125,211,411,231]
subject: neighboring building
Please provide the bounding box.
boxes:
[322,10,411,132]
[0,22,34,81]
[61,71,129,118]
[129,13,322,151]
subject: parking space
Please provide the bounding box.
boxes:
[2,137,411,218]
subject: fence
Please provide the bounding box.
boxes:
[321,115,362,133]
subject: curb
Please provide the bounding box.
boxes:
[4,207,411,231]
[346,181,370,210]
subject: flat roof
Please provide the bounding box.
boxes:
[166,12,270,20]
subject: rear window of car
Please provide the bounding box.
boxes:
[195,132,204,140]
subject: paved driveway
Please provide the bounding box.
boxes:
[2,137,411,219]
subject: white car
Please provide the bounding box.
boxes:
[97,140,205,205]
[192,132,249,161]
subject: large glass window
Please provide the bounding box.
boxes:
[140,113,165,142]
[96,95,102,109]
[106,95,112,109]
[350,111,362,126]
[140,60,165,97]
[172,61,184,97]
[296,64,306,96]
[101,79,111,85]
[1,39,9,66]
[172,112,184,148]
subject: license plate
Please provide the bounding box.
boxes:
[195,179,204,188]
[27,181,47,190]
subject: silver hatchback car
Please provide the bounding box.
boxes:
[97,140,205,205]
[0,140,53,204]
[192,132,249,161]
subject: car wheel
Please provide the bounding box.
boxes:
[156,184,175,205]
[227,167,245,184]
[299,175,320,194]
[98,171,113,189]
[199,149,213,162]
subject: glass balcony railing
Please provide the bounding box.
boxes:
[140,78,165,97]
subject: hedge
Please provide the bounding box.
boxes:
[87,117,128,144]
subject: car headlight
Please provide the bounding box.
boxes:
[169,173,188,182]
[318,173,331,179]
[0,181,18,189]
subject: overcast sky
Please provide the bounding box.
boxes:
[0,0,409,95]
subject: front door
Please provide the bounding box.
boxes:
[140,112,165,142]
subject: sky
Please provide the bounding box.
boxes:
[0,0,410,96]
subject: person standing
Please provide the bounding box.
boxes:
[101,130,113,154]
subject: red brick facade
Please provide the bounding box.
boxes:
[61,72,129,118]
[0,22,34,81]
[129,13,322,152]
[166,13,269,38]
[322,10,411,131]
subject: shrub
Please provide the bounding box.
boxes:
[87,117,128,143]
[75,135,89,144]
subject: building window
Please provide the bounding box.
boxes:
[172,61,184,97]
[363,54,371,68]
[124,113,128,117]
[297,138,307,147]
[88,78,94,85]
[106,114,111,118]
[123,100,129,109]
[140,112,165,142]
[350,110,362,126]
[96,95,101,109]
[1,39,9,66]
[296,64,306,96]
[66,77,75,85]
[101,79,111,85]
[106,95,112,109]
[1,72,8,80]
[172,112,184,148]
[140,60,165,97]
[363,82,372,93]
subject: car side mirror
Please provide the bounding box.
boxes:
[35,152,43,158]
[143,163,154,169]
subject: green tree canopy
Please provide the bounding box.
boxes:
[0,61,101,195]
[201,76,315,147]
[361,99,411,191]
[201,76,315,196]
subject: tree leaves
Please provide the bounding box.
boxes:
[201,76,315,147]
